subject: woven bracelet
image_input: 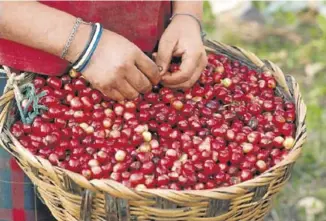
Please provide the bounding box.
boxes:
[72,23,103,73]
[170,13,206,42]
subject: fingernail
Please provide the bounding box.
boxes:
[152,53,157,61]
[158,65,166,76]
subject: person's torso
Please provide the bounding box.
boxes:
[0,1,171,75]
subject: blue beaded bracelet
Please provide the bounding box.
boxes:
[72,22,103,73]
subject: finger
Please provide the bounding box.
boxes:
[102,88,125,101]
[152,52,157,62]
[163,68,200,89]
[163,54,207,89]
[115,78,139,100]
[156,37,177,75]
[162,51,203,85]
[125,67,152,94]
[135,52,160,85]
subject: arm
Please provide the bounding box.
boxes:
[0,2,160,101]
[0,2,88,63]
[156,1,207,89]
[172,1,203,20]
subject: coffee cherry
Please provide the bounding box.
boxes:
[283,136,295,150]
[282,123,295,136]
[129,172,145,186]
[11,122,24,138]
[172,100,184,110]
[91,166,103,179]
[273,136,284,148]
[17,51,298,190]
[247,132,261,144]
[70,97,83,110]
[242,143,254,154]
[256,160,267,173]
[47,77,62,89]
[240,170,253,181]
[142,131,152,142]
[67,157,81,173]
[215,172,226,184]
[218,150,230,163]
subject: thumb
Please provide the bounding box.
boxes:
[156,38,177,75]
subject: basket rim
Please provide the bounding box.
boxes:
[0,39,307,198]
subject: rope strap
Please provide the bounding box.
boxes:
[1,66,47,124]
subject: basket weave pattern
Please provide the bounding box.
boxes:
[0,41,307,221]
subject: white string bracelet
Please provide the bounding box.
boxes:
[71,22,103,73]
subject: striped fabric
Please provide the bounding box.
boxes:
[0,76,54,221]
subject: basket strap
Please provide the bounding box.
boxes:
[0,66,14,133]
[105,194,130,221]
[0,66,46,130]
[80,190,94,221]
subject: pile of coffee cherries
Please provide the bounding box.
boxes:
[10,53,296,190]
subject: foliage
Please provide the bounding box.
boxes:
[203,1,326,220]
[202,1,216,35]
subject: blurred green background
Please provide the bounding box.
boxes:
[203,1,326,220]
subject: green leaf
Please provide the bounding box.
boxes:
[317,15,326,36]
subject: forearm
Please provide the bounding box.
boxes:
[172,1,203,20]
[0,2,90,63]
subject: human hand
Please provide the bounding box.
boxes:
[155,15,207,89]
[80,30,160,101]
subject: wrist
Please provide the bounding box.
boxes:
[71,22,103,73]
[65,22,92,63]
[172,1,203,21]
[169,13,205,41]
[170,14,200,31]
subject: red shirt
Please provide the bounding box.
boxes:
[0,1,171,75]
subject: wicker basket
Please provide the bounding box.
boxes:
[0,40,307,221]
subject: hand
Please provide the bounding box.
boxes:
[81,30,160,101]
[155,15,207,89]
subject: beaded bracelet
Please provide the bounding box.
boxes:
[71,22,103,73]
[170,13,206,42]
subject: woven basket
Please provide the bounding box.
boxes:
[0,40,307,221]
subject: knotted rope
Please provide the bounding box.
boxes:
[1,66,47,124]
